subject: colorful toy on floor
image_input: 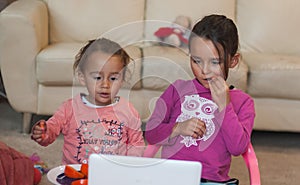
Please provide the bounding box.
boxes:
[30,153,49,184]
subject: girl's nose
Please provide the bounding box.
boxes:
[100,79,110,88]
[201,63,211,74]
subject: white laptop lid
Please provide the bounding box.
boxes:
[88,154,202,185]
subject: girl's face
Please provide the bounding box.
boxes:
[189,37,226,89]
[78,51,124,106]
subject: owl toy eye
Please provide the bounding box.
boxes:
[183,99,200,111]
[201,103,216,115]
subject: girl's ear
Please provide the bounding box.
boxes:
[77,71,86,86]
[229,53,240,68]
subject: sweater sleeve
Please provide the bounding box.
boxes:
[145,83,180,145]
[37,100,71,146]
[215,94,255,156]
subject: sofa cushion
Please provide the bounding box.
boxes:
[142,46,193,91]
[243,53,300,100]
[44,0,145,43]
[36,43,81,86]
[226,57,248,92]
[145,0,236,42]
[118,88,164,122]
[237,0,300,55]
[36,43,142,89]
[253,97,300,132]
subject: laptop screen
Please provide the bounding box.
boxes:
[88,154,202,185]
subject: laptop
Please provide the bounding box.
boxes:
[88,154,202,185]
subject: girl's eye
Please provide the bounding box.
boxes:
[110,77,118,81]
[110,75,120,81]
[191,56,202,64]
[211,59,221,65]
[93,76,102,80]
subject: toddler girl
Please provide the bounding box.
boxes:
[31,38,145,164]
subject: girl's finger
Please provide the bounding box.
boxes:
[40,121,46,139]
[208,78,217,93]
[198,127,205,137]
[34,129,42,135]
[192,132,199,139]
[31,134,41,140]
[210,76,224,91]
[35,125,43,131]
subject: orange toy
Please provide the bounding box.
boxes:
[71,179,88,185]
[40,121,46,139]
[80,163,88,177]
[64,165,85,179]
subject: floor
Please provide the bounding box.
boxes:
[1,95,300,185]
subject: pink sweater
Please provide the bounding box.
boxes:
[145,79,255,182]
[38,94,145,164]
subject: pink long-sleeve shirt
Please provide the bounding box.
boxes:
[145,79,255,182]
[37,94,145,164]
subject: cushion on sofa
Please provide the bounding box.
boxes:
[145,0,236,42]
[142,46,192,91]
[226,57,248,92]
[36,43,82,86]
[237,0,300,56]
[244,53,300,100]
[44,0,145,43]
[36,43,143,89]
[253,97,300,132]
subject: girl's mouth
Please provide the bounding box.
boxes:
[204,78,212,81]
[99,93,110,98]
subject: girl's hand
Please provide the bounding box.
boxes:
[208,76,230,111]
[31,120,46,143]
[171,118,206,139]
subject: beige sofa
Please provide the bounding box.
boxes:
[0,0,299,133]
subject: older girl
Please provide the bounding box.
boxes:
[146,15,255,184]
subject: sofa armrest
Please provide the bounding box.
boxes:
[0,0,48,113]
